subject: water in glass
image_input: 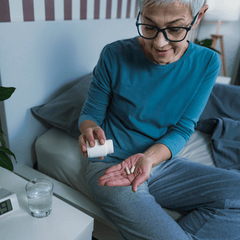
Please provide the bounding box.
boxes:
[26,179,53,218]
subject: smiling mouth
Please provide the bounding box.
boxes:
[155,48,171,56]
[155,48,171,52]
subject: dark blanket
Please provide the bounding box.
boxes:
[196,83,240,171]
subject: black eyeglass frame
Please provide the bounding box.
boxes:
[136,11,199,42]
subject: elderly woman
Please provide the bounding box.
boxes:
[78,0,240,239]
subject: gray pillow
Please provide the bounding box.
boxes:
[31,73,92,139]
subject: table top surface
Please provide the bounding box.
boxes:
[0,166,93,240]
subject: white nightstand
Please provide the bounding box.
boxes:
[0,166,94,240]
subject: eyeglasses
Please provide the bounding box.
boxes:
[136,11,199,42]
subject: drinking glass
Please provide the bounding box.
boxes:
[25,178,54,218]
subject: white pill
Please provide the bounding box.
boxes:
[125,167,130,175]
[130,166,135,173]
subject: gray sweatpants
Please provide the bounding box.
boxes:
[86,155,240,240]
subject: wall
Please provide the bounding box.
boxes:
[197,18,240,84]
[0,0,139,170]
[0,20,137,171]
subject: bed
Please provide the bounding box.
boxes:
[28,72,240,239]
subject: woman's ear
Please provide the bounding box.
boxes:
[192,4,209,29]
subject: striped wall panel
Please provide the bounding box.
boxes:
[0,0,139,22]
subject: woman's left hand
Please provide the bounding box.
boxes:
[98,153,153,192]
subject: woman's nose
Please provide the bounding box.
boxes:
[154,31,169,48]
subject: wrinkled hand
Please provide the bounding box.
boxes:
[98,153,153,192]
[79,126,106,160]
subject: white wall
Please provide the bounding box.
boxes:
[197,18,240,83]
[0,19,137,170]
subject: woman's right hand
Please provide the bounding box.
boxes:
[79,126,106,160]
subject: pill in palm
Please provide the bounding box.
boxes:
[125,167,130,175]
[130,166,135,173]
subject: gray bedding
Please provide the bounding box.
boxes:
[196,83,240,171]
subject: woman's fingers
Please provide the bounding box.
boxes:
[99,170,122,182]
[79,126,106,159]
[84,128,96,147]
[93,127,106,145]
[99,173,133,186]
[132,174,146,192]
[104,163,122,174]
[78,128,95,158]
[104,177,131,187]
[78,134,88,157]
[132,164,151,192]
[92,127,106,159]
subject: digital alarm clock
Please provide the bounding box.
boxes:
[0,188,20,219]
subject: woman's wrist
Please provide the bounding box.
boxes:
[143,143,172,168]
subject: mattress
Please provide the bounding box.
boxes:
[35,127,216,202]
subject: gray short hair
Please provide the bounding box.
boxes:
[138,0,206,18]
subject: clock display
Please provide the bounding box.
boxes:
[0,199,13,215]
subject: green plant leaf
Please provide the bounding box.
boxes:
[200,39,213,48]
[0,146,17,162]
[0,151,13,171]
[0,87,16,101]
[194,39,200,44]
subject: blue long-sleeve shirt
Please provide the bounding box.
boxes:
[79,37,221,163]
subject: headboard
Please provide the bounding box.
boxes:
[0,0,138,170]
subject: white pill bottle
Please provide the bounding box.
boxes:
[87,139,114,158]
